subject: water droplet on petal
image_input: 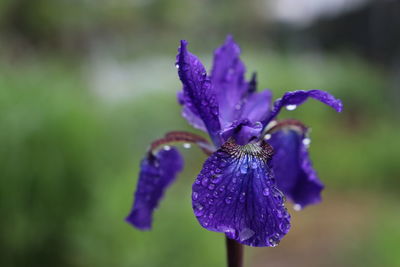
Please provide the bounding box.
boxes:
[239,192,246,203]
[254,121,263,128]
[183,143,192,149]
[302,138,311,146]
[163,145,171,151]
[225,197,232,204]
[201,177,209,187]
[264,134,271,140]
[293,204,302,211]
[192,191,198,200]
[239,228,255,242]
[263,188,270,196]
[240,164,248,174]
[208,184,216,190]
[175,63,180,69]
[286,104,297,111]
[286,105,297,111]
[235,104,241,110]
[194,203,204,216]
[279,220,290,233]
[250,161,258,169]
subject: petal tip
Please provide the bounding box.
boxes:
[125,213,151,231]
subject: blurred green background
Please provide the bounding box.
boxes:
[1,0,400,266]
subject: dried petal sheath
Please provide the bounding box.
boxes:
[192,139,290,247]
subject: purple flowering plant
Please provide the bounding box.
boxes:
[126,36,342,261]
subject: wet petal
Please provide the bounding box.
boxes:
[240,90,272,123]
[266,90,343,123]
[211,36,249,125]
[177,91,207,132]
[192,139,291,247]
[176,40,221,145]
[268,125,323,208]
[126,148,184,230]
[220,119,263,145]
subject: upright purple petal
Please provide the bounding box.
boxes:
[192,139,291,247]
[219,119,263,145]
[240,90,273,123]
[210,36,249,125]
[268,126,323,208]
[126,148,184,230]
[265,90,343,124]
[176,41,221,145]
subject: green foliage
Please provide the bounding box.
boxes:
[0,52,399,266]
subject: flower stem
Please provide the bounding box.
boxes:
[225,237,243,267]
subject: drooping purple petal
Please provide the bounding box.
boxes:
[192,139,291,247]
[126,148,184,230]
[268,125,323,208]
[210,36,249,125]
[176,41,221,145]
[265,90,343,124]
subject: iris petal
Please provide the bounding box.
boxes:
[211,36,248,125]
[177,91,207,132]
[126,148,184,230]
[269,127,323,208]
[176,40,221,145]
[192,139,291,247]
[265,90,343,124]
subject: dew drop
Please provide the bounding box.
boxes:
[250,161,258,169]
[240,164,248,174]
[302,138,311,146]
[194,203,204,216]
[208,184,216,190]
[279,221,290,233]
[225,196,232,204]
[211,175,222,184]
[183,143,192,149]
[239,228,255,242]
[268,237,279,247]
[175,63,180,69]
[239,192,246,203]
[201,177,209,187]
[254,121,263,128]
[264,134,271,140]
[262,188,270,196]
[219,185,226,192]
[163,145,171,151]
[235,104,241,110]
[286,104,297,111]
[192,191,198,200]
[293,204,302,211]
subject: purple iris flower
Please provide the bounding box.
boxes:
[126,36,342,247]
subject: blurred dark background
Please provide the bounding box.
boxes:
[1,0,399,266]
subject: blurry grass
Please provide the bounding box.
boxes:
[0,51,399,267]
